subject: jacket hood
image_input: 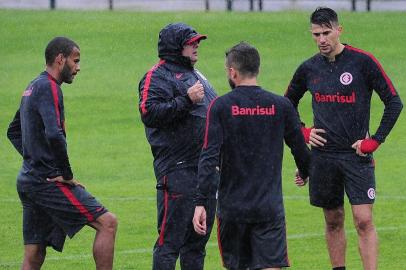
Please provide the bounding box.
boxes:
[158,23,207,68]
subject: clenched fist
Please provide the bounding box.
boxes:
[187,81,205,104]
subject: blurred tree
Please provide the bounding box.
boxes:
[226,0,233,11]
[205,0,210,11]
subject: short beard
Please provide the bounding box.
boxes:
[60,63,73,84]
[228,78,236,89]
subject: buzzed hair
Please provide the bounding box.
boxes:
[225,42,260,78]
[310,7,339,29]
[45,37,79,65]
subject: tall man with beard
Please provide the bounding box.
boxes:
[285,7,403,270]
[138,23,217,270]
[193,42,310,270]
[7,37,117,270]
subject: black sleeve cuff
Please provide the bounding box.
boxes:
[194,198,208,208]
[62,167,73,180]
[370,135,383,144]
[298,170,308,180]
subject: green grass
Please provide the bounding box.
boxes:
[0,9,405,269]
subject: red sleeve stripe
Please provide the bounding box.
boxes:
[140,60,166,115]
[56,182,95,222]
[345,45,397,96]
[47,74,61,127]
[203,97,219,149]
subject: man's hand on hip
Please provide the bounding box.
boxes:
[309,128,327,147]
[352,138,379,156]
[47,176,86,189]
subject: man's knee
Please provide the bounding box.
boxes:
[352,204,375,235]
[179,248,206,270]
[95,212,118,234]
[23,245,46,269]
[354,217,374,234]
[324,208,345,232]
[326,219,345,232]
[153,247,177,270]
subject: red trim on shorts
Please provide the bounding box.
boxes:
[216,217,225,267]
[203,97,219,149]
[345,45,397,96]
[140,60,165,115]
[47,74,62,128]
[158,175,169,246]
[56,182,94,222]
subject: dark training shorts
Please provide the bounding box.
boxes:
[217,217,290,270]
[309,151,376,209]
[18,181,108,252]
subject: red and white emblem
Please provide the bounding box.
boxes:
[22,86,33,96]
[367,188,376,199]
[340,72,353,85]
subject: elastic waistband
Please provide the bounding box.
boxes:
[155,161,198,180]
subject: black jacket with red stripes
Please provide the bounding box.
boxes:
[195,86,310,223]
[7,71,72,192]
[138,23,217,179]
[285,45,403,152]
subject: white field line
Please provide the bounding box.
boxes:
[1,225,406,267]
[3,194,406,203]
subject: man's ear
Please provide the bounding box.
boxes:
[230,68,238,80]
[55,53,65,65]
[337,25,343,35]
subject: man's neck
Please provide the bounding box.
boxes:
[325,43,345,62]
[46,66,61,83]
[235,77,257,87]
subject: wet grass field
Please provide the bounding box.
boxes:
[0,9,405,269]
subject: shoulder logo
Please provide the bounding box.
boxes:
[340,72,353,85]
[175,73,183,79]
[367,188,375,199]
[22,86,33,96]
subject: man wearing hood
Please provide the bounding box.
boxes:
[138,23,218,270]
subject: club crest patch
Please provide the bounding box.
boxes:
[367,188,376,199]
[340,72,353,85]
[22,86,33,96]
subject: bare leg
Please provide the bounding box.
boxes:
[323,207,346,268]
[89,212,118,270]
[21,244,46,270]
[351,204,377,270]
